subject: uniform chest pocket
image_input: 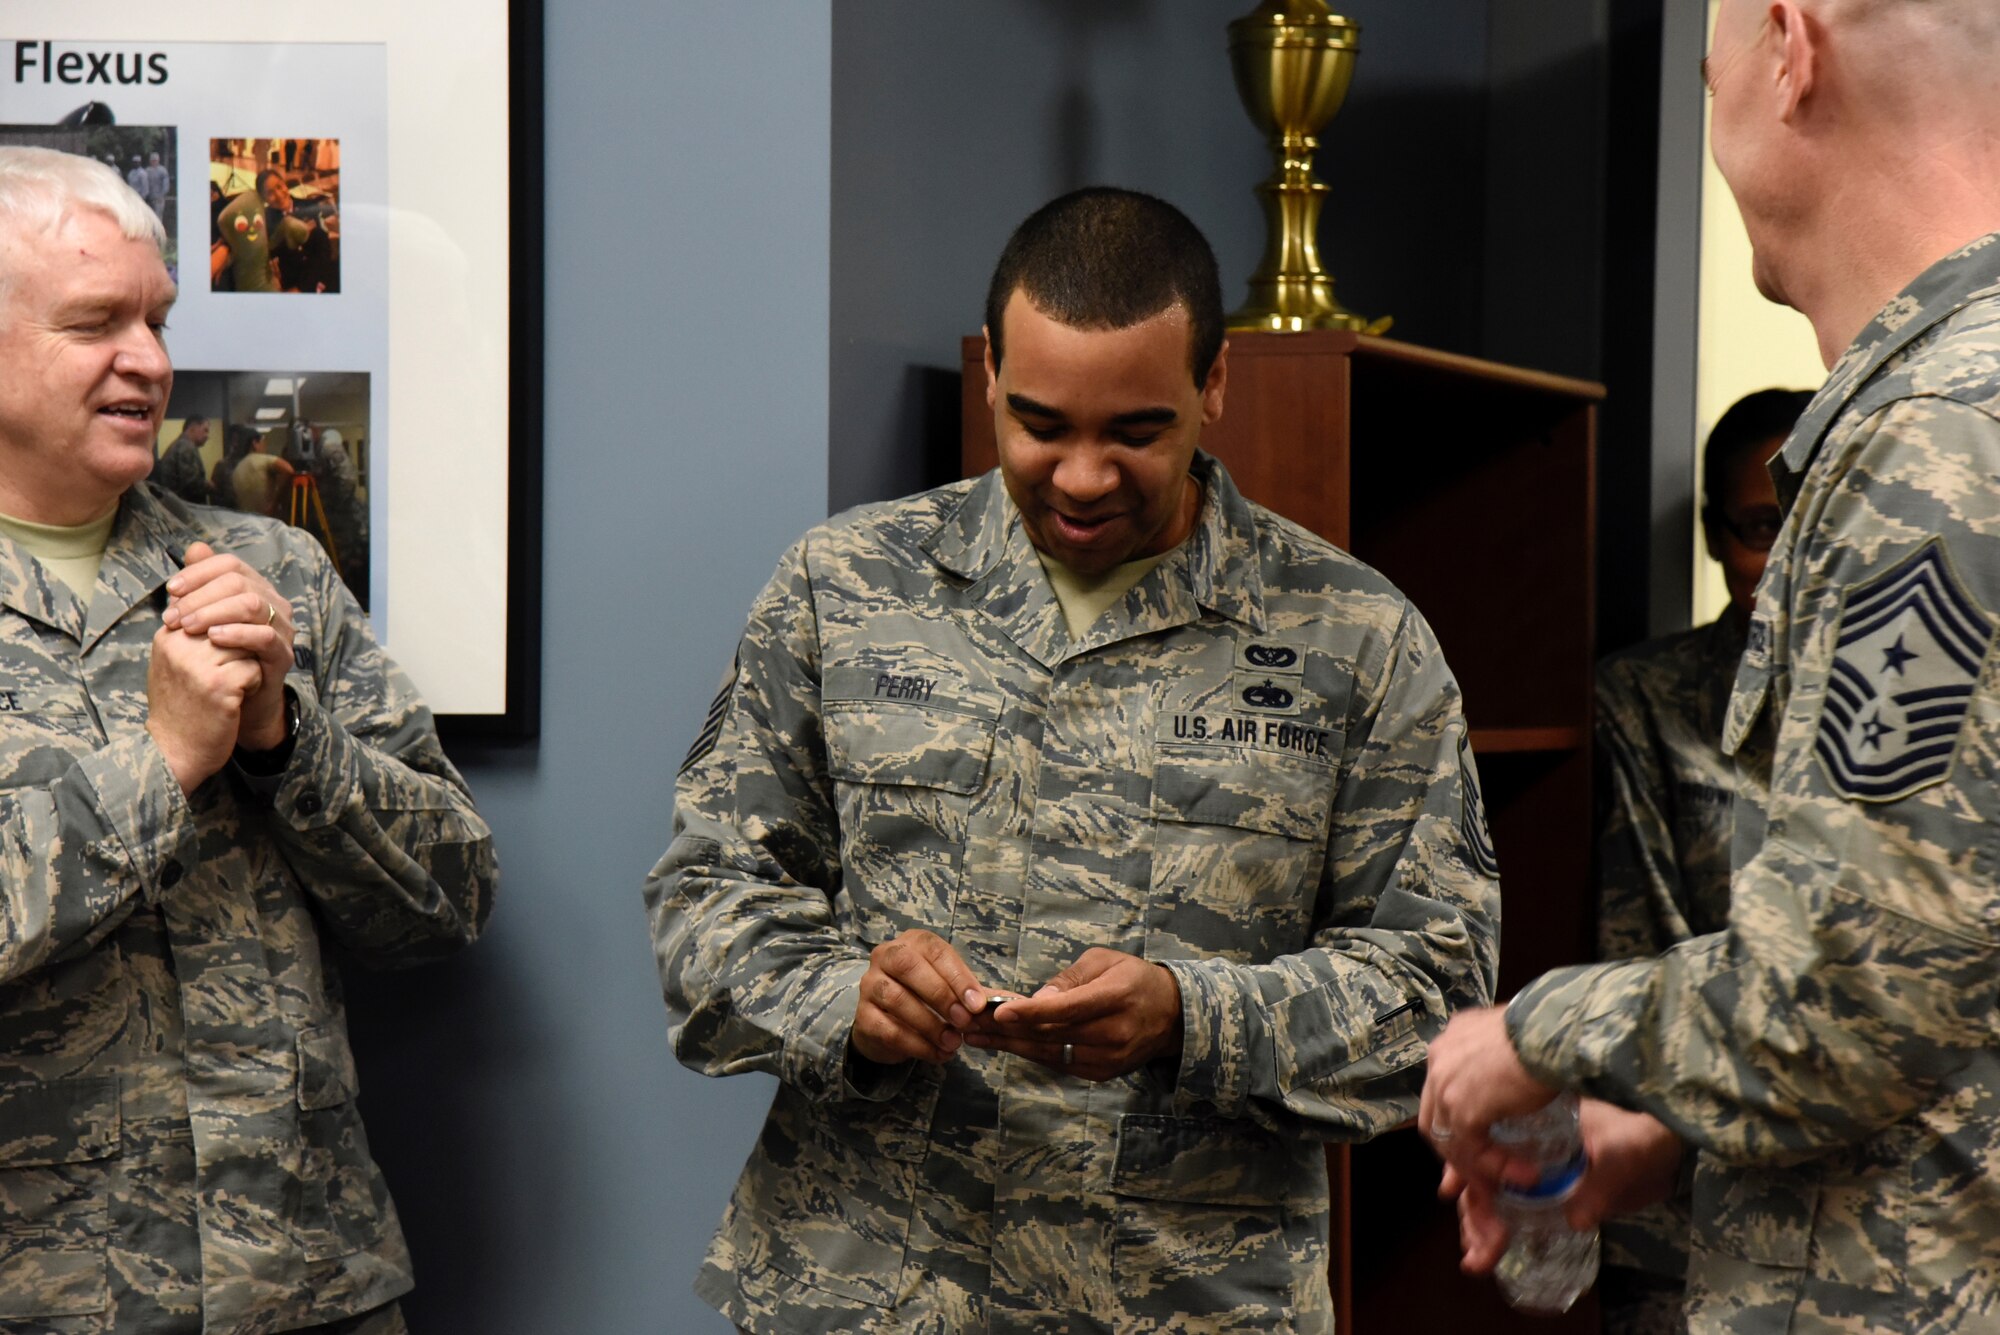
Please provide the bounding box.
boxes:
[824,700,998,941]
[0,687,101,790]
[1146,744,1339,963]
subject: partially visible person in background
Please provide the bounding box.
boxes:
[143,150,170,223]
[231,451,297,521]
[209,422,263,509]
[1590,387,1812,1333]
[149,412,213,507]
[281,422,368,597]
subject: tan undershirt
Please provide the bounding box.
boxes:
[1035,547,1175,642]
[0,505,119,601]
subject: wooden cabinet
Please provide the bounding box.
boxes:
[961,330,1605,1333]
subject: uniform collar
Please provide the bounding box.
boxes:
[1779,232,2000,485]
[0,484,192,647]
[921,452,1268,667]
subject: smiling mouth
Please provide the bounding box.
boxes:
[97,404,153,421]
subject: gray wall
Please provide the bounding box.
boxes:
[829,0,1494,512]
[341,4,829,1332]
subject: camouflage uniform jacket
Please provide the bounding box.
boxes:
[1509,233,2000,1333]
[648,454,1500,1335]
[0,484,495,1333]
[1592,615,1746,1299]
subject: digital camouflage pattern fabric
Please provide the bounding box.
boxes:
[1593,615,1749,1332]
[0,483,495,1333]
[647,454,1500,1335]
[1509,234,2000,1333]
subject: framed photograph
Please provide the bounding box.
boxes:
[3,4,544,740]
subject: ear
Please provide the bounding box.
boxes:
[982,325,999,411]
[1702,514,1726,565]
[1770,1,1817,122]
[1200,339,1230,426]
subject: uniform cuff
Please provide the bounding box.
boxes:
[1506,959,1643,1090]
[841,1049,914,1103]
[81,733,201,902]
[781,956,891,1103]
[264,693,354,829]
[1159,960,1250,1117]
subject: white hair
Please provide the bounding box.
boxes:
[0,144,166,256]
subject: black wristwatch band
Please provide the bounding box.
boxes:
[235,686,300,776]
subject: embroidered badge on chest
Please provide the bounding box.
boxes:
[1232,641,1307,715]
[1816,541,1995,802]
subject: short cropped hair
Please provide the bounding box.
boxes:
[183,414,209,429]
[984,187,1225,389]
[0,146,166,274]
[1701,388,1815,517]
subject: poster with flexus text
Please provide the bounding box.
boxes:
[2,8,543,739]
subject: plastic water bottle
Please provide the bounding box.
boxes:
[1491,1093,1599,1315]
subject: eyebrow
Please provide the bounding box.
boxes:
[1005,393,1179,428]
[51,284,178,318]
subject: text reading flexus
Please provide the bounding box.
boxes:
[14,42,169,85]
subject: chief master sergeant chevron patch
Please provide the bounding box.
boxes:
[1817,539,1997,802]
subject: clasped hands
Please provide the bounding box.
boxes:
[849,929,1184,1081]
[1419,1006,1685,1274]
[146,541,296,795]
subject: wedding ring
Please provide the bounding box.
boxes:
[264,601,277,626]
[1061,1042,1074,1068]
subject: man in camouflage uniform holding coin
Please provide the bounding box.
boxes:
[647,187,1500,1333]
[1422,2,2000,1330]
[0,146,494,1332]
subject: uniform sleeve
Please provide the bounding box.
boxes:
[0,733,198,985]
[254,537,495,966]
[644,541,890,1104]
[1160,601,1503,1140]
[1593,668,1695,960]
[1509,397,2000,1165]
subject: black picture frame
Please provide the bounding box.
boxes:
[439,0,544,744]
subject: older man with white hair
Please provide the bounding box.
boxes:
[0,147,494,1332]
[1422,1,2000,1331]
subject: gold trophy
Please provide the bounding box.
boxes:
[1227,1,1389,333]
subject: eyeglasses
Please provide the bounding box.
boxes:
[1705,506,1782,553]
